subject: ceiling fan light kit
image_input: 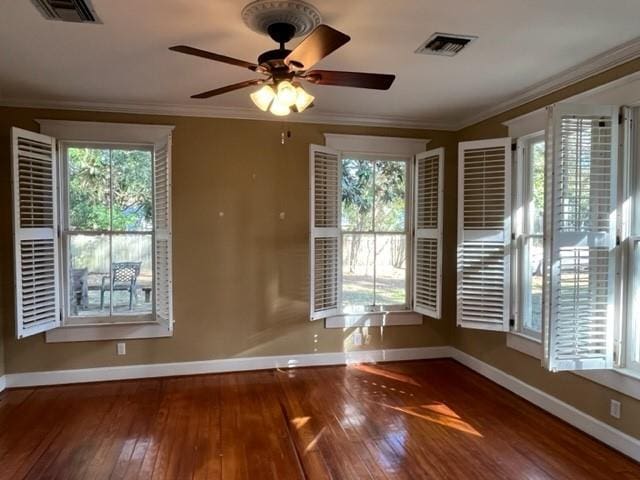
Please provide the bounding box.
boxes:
[170,0,395,117]
[250,80,316,114]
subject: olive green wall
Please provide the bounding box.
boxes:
[453,57,640,441]
[0,107,456,374]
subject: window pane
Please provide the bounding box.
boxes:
[68,234,110,316]
[523,236,543,333]
[68,147,111,231]
[342,234,374,310]
[629,241,640,369]
[341,159,373,231]
[112,234,153,314]
[529,141,545,234]
[374,234,407,306]
[111,149,153,231]
[375,160,406,232]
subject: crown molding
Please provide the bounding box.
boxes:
[3,37,639,133]
[456,35,640,130]
[0,97,457,131]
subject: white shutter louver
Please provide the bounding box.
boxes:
[414,148,444,318]
[154,134,173,331]
[310,144,341,320]
[544,104,618,371]
[11,127,61,338]
[457,138,511,331]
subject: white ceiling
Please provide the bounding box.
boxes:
[1,0,639,129]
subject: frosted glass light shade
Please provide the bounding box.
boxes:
[269,98,290,116]
[276,80,297,107]
[250,85,275,111]
[295,86,314,112]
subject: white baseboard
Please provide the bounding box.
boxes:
[4,346,450,389]
[450,348,640,462]
[3,345,638,462]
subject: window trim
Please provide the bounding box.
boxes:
[323,134,430,327]
[36,120,174,343]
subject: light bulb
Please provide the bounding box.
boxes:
[294,86,315,113]
[269,97,290,116]
[276,80,297,107]
[250,85,275,111]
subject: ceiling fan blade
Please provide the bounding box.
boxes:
[284,25,350,71]
[303,70,395,90]
[191,79,265,99]
[170,45,259,71]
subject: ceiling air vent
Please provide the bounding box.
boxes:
[415,33,477,57]
[31,0,100,23]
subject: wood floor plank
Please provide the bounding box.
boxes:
[0,359,638,480]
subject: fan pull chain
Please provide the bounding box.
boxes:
[281,128,291,145]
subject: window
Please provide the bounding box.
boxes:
[62,144,154,323]
[11,121,174,341]
[629,236,640,373]
[514,134,545,339]
[309,136,443,324]
[503,104,640,380]
[626,106,640,374]
[341,156,409,312]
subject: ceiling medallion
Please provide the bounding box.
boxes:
[241,0,322,38]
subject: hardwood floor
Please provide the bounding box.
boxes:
[0,359,638,479]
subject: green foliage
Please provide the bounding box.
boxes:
[68,147,153,231]
[532,142,545,213]
[341,159,406,231]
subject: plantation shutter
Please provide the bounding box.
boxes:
[543,104,618,372]
[310,144,341,320]
[11,127,61,338]
[413,147,444,318]
[154,134,173,331]
[457,138,512,331]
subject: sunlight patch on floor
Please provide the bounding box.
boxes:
[291,416,311,429]
[353,363,422,387]
[378,402,483,437]
[303,427,326,454]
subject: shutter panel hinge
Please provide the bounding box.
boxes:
[616,236,621,246]
[511,233,516,241]
[511,143,517,152]
[509,317,515,328]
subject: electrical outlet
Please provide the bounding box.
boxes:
[610,399,621,419]
[352,331,363,346]
[117,342,126,356]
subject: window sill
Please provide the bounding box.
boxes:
[506,332,640,401]
[45,321,172,343]
[507,332,543,359]
[64,313,154,326]
[576,369,640,401]
[325,311,423,329]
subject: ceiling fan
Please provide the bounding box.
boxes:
[169,19,396,116]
